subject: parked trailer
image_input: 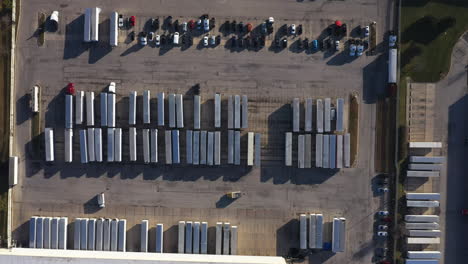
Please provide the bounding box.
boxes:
[299,214,307,249]
[129,127,137,161]
[96,218,103,251]
[406,222,440,230]
[409,142,442,148]
[231,225,238,255]
[79,129,88,163]
[88,218,96,250]
[344,133,350,167]
[80,218,89,250]
[194,95,201,129]
[100,93,108,126]
[172,130,180,164]
[407,201,440,208]
[110,219,119,251]
[86,92,95,126]
[176,94,184,128]
[305,98,313,132]
[324,98,331,132]
[304,134,311,168]
[186,130,193,164]
[336,98,344,132]
[45,128,54,162]
[388,48,397,84]
[405,215,439,223]
[336,134,343,168]
[285,132,292,166]
[323,135,330,168]
[94,128,103,162]
[407,170,440,177]
[227,130,234,164]
[292,98,300,132]
[234,95,241,129]
[143,90,151,124]
[64,129,73,163]
[408,230,441,238]
[151,129,158,163]
[298,135,305,169]
[405,259,439,264]
[74,218,81,250]
[76,91,84,124]
[408,163,442,171]
[50,217,59,249]
[409,156,445,163]
[178,221,185,253]
[242,95,248,128]
[200,222,208,254]
[214,93,221,128]
[207,132,214,166]
[406,193,441,201]
[107,93,116,127]
[114,128,122,162]
[329,135,337,169]
[186,221,193,253]
[254,133,261,167]
[332,218,340,253]
[43,217,51,249]
[316,134,323,167]
[407,237,440,244]
[407,251,441,259]
[200,131,207,165]
[316,99,324,133]
[223,223,231,255]
[84,8,91,42]
[316,214,323,249]
[35,217,43,248]
[309,214,317,249]
[228,95,234,129]
[215,131,221,165]
[110,12,118,47]
[129,91,137,125]
[8,156,17,186]
[103,219,110,251]
[234,131,241,165]
[157,92,165,126]
[247,132,254,166]
[140,220,148,252]
[117,219,126,252]
[58,217,67,250]
[169,94,176,128]
[90,7,100,42]
[31,85,40,113]
[65,94,73,129]
[156,223,164,253]
[143,129,150,163]
[193,222,200,254]
[87,128,96,162]
[164,130,172,164]
[339,217,346,252]
[193,131,200,165]
[215,222,222,255]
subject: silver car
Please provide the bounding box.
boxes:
[203,18,210,31]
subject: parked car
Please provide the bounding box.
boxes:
[197,19,202,30]
[261,22,267,34]
[160,34,166,45]
[155,35,161,46]
[148,32,154,41]
[349,43,357,56]
[246,23,253,33]
[181,22,188,32]
[335,40,340,51]
[312,39,318,50]
[203,18,210,31]
[139,32,147,46]
[376,247,388,258]
[378,211,389,216]
[389,31,397,47]
[231,21,237,32]
[224,20,231,32]
[282,38,288,48]
[97,192,105,208]
[364,25,370,37]
[210,35,216,46]
[377,231,388,237]
[129,31,135,41]
[173,32,180,45]
[216,35,221,45]
[153,18,159,30]
[210,17,216,29]
[357,43,364,56]
[174,20,179,32]
[274,38,280,48]
[188,20,195,30]
[378,187,389,193]
[297,24,303,35]
[378,225,388,231]
[203,35,209,47]
[238,21,244,33]
[290,24,296,35]
[129,16,136,27]
[118,14,124,28]
[304,38,309,49]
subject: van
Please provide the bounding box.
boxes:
[97,192,105,208]
[173,32,180,45]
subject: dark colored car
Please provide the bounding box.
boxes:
[188,20,195,30]
[231,36,237,47]
[216,35,221,45]
[297,24,303,35]
[304,38,309,49]
[152,18,159,30]
[327,26,333,35]
[174,20,179,32]
[160,34,166,45]
[297,38,303,49]
[210,18,216,29]
[238,22,244,33]
[231,21,237,32]
[282,38,287,48]
[274,38,280,48]
[342,24,347,35]
[224,21,231,32]
[130,31,135,41]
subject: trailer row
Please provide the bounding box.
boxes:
[406,171,440,178]
[409,156,445,164]
[405,259,439,264]
[140,220,164,253]
[285,133,350,169]
[29,216,68,249]
[406,201,439,208]
[406,193,440,201]
[73,218,126,251]
[292,98,345,133]
[298,214,323,250]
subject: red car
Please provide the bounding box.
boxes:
[129,16,136,27]
[188,20,195,30]
[246,23,253,32]
[66,83,75,95]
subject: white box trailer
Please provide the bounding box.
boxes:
[247,132,254,166]
[103,219,110,251]
[200,222,208,254]
[117,219,126,252]
[87,128,96,162]
[407,170,440,177]
[406,193,440,201]
[172,130,180,164]
[242,95,248,128]
[332,218,340,253]
[309,214,317,249]
[88,218,96,250]
[176,94,184,128]
[129,91,137,125]
[388,48,397,84]
[405,215,439,223]
[315,134,323,167]
[407,251,441,259]
[215,222,222,255]
[84,8,91,42]
[76,91,84,124]
[58,217,67,250]
[73,218,81,250]
[316,214,323,249]
[51,217,59,249]
[228,95,234,129]
[129,127,137,161]
[169,94,176,128]
[215,131,221,165]
[110,219,119,251]
[292,98,300,132]
[336,98,344,132]
[231,226,238,255]
[304,134,311,168]
[228,130,234,164]
[112,128,120,162]
[323,135,330,168]
[156,223,164,253]
[185,222,193,253]
[405,259,439,264]
[100,92,108,127]
[223,223,230,255]
[141,220,148,252]
[207,132,214,166]
[285,132,292,166]
[94,128,103,162]
[96,218,103,251]
[65,94,73,129]
[157,92,165,126]
[186,130,193,164]
[336,134,343,168]
[193,222,200,254]
[43,217,51,249]
[316,99,324,133]
[407,230,441,237]
[409,156,445,163]
[344,133,350,167]
[80,218,89,250]
[193,131,200,165]
[165,130,172,164]
[254,133,261,167]
[299,214,307,249]
[298,135,305,169]
[79,129,88,163]
[407,201,440,208]
[408,163,442,171]
[214,93,221,128]
[234,95,241,129]
[64,129,73,163]
[324,98,331,132]
[35,217,44,248]
[31,85,40,113]
[329,135,337,169]
[107,93,116,128]
[407,237,440,244]
[405,222,439,230]
[90,7,100,42]
[110,12,118,47]
[143,90,151,124]
[200,131,207,165]
[45,128,54,162]
[194,95,201,129]
[143,129,150,163]
[86,92,95,126]
[178,221,185,253]
[305,99,313,132]
[409,142,442,148]
[151,129,158,163]
[234,131,241,165]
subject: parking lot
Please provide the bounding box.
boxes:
[12,0,394,262]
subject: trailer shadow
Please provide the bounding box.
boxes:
[63,15,87,60]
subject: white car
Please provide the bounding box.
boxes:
[349,44,356,56]
[203,35,209,47]
[108,82,116,93]
[173,32,180,45]
[155,34,161,46]
[268,17,274,24]
[357,44,364,56]
[203,18,210,31]
[210,35,216,46]
[118,14,124,28]
[378,225,388,231]
[378,211,389,216]
[97,192,105,208]
[335,40,340,51]
[139,32,147,46]
[365,26,370,37]
[181,22,188,32]
[290,24,296,35]
[389,34,397,47]
[377,231,388,237]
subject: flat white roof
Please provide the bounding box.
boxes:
[409,142,442,148]
[0,248,286,264]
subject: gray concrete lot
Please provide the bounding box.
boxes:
[12,0,393,262]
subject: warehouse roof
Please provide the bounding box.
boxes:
[0,248,286,264]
